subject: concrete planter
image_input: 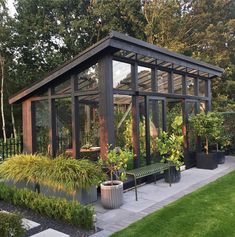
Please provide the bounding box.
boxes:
[101,180,123,209]
[40,184,97,205]
[4,180,97,204]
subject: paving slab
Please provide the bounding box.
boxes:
[92,156,235,237]
[30,228,70,237]
[22,218,40,230]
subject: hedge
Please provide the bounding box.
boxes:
[0,183,94,230]
[0,211,26,237]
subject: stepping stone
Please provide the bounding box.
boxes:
[30,228,70,237]
[22,218,40,230]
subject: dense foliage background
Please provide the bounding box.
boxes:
[0,0,234,138]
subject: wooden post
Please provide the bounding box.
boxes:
[48,88,56,157]
[71,75,80,159]
[132,62,140,168]
[98,54,115,159]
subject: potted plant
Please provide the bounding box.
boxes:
[156,131,184,183]
[189,112,220,169]
[99,147,132,209]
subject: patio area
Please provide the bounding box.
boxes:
[92,156,235,237]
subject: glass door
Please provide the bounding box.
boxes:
[145,96,166,164]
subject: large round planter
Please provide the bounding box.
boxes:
[101,180,123,209]
[196,152,218,170]
[164,166,181,183]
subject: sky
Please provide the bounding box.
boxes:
[7,0,16,17]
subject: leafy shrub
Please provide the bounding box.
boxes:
[0,154,106,195]
[0,183,94,230]
[0,211,26,237]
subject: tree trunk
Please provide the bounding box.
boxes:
[205,136,209,155]
[0,55,6,142]
[11,105,17,138]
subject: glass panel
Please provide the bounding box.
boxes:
[139,97,147,166]
[54,78,71,95]
[186,76,195,96]
[157,70,168,93]
[187,101,197,151]
[138,66,152,92]
[79,95,100,160]
[167,99,182,134]
[34,100,49,154]
[173,74,183,94]
[199,79,206,97]
[113,60,132,90]
[149,99,164,162]
[76,64,99,91]
[200,101,206,112]
[55,98,72,156]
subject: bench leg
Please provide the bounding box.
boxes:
[134,176,138,201]
[154,173,157,184]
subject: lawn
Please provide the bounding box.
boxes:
[112,170,235,237]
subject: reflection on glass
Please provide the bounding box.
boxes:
[187,101,197,151]
[149,99,163,162]
[199,79,206,97]
[34,100,49,154]
[200,101,206,112]
[55,98,72,155]
[54,78,71,95]
[113,60,132,90]
[186,77,195,96]
[79,95,100,156]
[138,66,151,92]
[158,70,168,93]
[77,64,98,91]
[173,74,182,94]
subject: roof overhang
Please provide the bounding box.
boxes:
[9,31,224,104]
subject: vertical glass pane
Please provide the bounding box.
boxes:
[186,76,195,96]
[113,60,132,90]
[187,101,197,151]
[138,66,152,92]
[200,101,206,112]
[173,74,183,94]
[157,70,168,93]
[55,98,72,156]
[76,64,99,91]
[114,95,132,149]
[35,100,49,154]
[79,95,100,160]
[199,79,206,97]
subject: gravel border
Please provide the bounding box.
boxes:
[0,201,101,237]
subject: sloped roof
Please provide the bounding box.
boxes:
[9,31,223,104]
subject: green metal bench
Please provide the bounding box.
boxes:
[126,163,172,201]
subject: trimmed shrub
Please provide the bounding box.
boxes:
[0,211,26,237]
[0,183,94,230]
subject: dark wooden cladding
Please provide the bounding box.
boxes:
[48,88,56,157]
[71,75,80,159]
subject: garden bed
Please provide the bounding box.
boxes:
[0,200,101,237]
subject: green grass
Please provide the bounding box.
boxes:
[112,170,235,237]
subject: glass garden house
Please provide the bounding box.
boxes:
[10,31,223,168]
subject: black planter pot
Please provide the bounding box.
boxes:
[164,166,181,183]
[215,151,225,164]
[196,152,218,170]
[184,151,196,169]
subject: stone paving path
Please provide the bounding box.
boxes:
[91,156,235,237]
